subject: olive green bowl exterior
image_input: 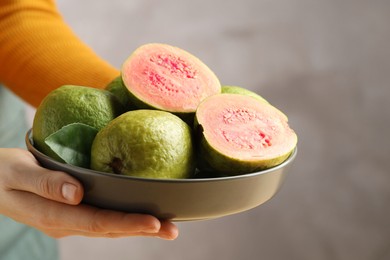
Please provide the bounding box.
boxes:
[26,129,296,221]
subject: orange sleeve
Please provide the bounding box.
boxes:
[0,0,120,108]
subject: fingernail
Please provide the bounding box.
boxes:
[62,183,77,201]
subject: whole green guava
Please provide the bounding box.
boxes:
[33,85,124,161]
[90,109,195,179]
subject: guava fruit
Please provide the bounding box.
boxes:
[195,93,297,175]
[33,85,124,161]
[105,75,135,110]
[121,43,221,116]
[90,109,195,179]
[221,85,269,104]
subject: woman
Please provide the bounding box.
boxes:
[0,1,178,259]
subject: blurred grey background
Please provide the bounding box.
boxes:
[33,0,390,259]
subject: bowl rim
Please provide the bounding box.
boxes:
[26,128,297,184]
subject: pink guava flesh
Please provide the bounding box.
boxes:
[219,107,273,149]
[122,44,221,113]
[197,94,297,161]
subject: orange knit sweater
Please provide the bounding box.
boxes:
[0,0,119,108]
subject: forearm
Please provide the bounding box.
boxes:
[0,0,119,107]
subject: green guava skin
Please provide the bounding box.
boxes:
[90,109,195,179]
[196,131,294,175]
[105,75,136,111]
[33,85,125,161]
[221,85,269,104]
[194,94,297,176]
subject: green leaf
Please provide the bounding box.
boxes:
[45,123,98,168]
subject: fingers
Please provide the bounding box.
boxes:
[44,220,178,240]
[8,190,178,240]
[3,149,83,205]
[54,205,178,239]
[71,205,162,233]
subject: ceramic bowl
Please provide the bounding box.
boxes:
[26,129,296,221]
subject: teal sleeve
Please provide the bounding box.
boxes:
[0,85,59,260]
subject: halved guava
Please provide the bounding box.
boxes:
[121,43,221,115]
[195,93,297,175]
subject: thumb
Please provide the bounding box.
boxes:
[19,168,83,205]
[8,157,84,205]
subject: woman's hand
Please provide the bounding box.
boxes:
[0,148,178,239]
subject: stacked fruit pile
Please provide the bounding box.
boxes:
[32,43,297,179]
